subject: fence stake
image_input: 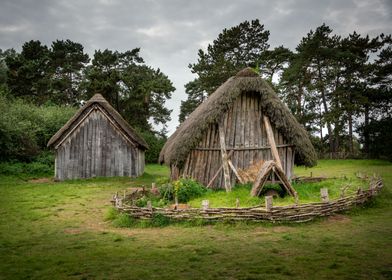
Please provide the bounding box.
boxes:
[320,188,329,203]
[202,200,209,210]
[265,196,273,212]
[236,198,240,208]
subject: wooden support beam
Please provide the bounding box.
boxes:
[228,159,244,184]
[207,150,234,188]
[251,160,274,196]
[272,164,297,197]
[251,160,298,198]
[218,120,232,192]
[263,115,283,170]
[170,164,180,181]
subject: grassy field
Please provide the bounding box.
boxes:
[188,177,368,208]
[0,160,391,279]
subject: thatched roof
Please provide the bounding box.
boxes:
[159,67,317,167]
[47,94,148,150]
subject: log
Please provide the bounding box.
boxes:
[218,120,231,192]
[263,115,282,169]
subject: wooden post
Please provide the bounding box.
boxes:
[116,197,123,207]
[175,196,178,209]
[320,188,329,203]
[228,159,244,184]
[147,200,152,210]
[218,120,231,192]
[202,200,209,210]
[235,198,240,208]
[207,150,234,188]
[265,196,273,212]
[171,165,180,181]
[263,115,283,170]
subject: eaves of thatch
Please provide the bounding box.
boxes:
[159,68,317,168]
[47,94,148,150]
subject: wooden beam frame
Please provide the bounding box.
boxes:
[218,119,232,192]
[263,115,282,169]
[207,150,234,188]
[250,115,298,198]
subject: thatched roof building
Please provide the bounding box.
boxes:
[159,68,316,189]
[48,94,148,180]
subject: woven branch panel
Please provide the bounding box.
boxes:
[115,179,383,223]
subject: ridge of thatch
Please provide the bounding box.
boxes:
[47,94,148,149]
[159,68,317,168]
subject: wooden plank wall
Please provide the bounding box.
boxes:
[181,92,295,188]
[55,109,144,180]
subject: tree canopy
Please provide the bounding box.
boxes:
[181,20,392,160]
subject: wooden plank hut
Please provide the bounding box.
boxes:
[159,67,317,189]
[48,94,148,180]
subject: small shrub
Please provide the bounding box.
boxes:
[155,176,170,186]
[174,178,207,203]
[0,162,23,175]
[150,213,171,227]
[135,196,148,207]
[24,162,52,175]
[104,207,119,221]
[112,213,135,228]
[35,151,55,167]
[158,183,174,201]
[0,161,52,176]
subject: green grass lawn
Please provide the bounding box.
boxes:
[188,177,368,208]
[0,160,391,279]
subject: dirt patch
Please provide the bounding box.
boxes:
[64,228,82,235]
[28,178,53,183]
[272,226,291,233]
[326,214,351,224]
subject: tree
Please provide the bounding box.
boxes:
[180,19,270,121]
[49,39,89,105]
[121,64,175,131]
[0,49,16,89]
[258,46,293,83]
[335,32,384,155]
[358,35,392,156]
[178,79,206,122]
[6,40,51,105]
[83,48,174,132]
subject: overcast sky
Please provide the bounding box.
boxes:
[1,0,391,135]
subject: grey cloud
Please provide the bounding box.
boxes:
[0,0,391,134]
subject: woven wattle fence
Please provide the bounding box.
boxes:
[114,178,383,223]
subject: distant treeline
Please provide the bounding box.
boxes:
[0,41,174,164]
[0,19,391,166]
[180,20,392,160]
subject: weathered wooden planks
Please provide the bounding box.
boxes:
[181,92,295,189]
[55,108,144,180]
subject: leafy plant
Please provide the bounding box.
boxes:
[104,207,119,221]
[112,213,135,228]
[173,178,207,203]
[158,183,174,201]
[150,213,171,227]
